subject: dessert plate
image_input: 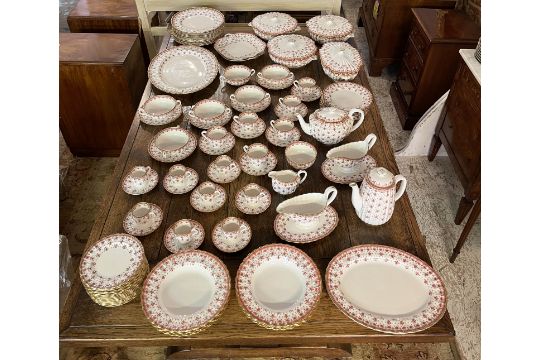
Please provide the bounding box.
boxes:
[123,202,163,237]
[249,12,299,40]
[163,219,205,253]
[122,166,159,195]
[236,244,322,330]
[148,126,197,163]
[214,33,266,61]
[234,183,272,215]
[321,82,373,111]
[171,7,224,34]
[212,217,252,253]
[326,244,447,334]
[321,155,377,184]
[274,206,338,244]
[141,250,231,336]
[149,46,219,94]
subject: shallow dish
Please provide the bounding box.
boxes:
[123,202,163,237]
[149,46,219,94]
[306,15,354,44]
[212,217,252,253]
[138,95,182,126]
[141,250,230,336]
[321,82,373,111]
[267,34,318,68]
[148,126,197,162]
[214,33,266,61]
[122,166,159,195]
[249,12,299,40]
[236,244,322,330]
[321,155,377,184]
[164,219,205,253]
[326,245,447,334]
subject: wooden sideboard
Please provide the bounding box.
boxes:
[390,8,480,130]
[360,0,456,76]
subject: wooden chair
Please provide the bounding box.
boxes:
[133,0,343,59]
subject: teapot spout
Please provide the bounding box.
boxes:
[296,114,312,136]
[349,182,363,218]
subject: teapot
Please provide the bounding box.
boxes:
[296,107,364,145]
[349,167,407,226]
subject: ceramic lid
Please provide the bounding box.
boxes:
[367,167,395,188]
[250,12,298,35]
[314,107,348,123]
[268,34,317,61]
[319,42,363,74]
[306,15,353,38]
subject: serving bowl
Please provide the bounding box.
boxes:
[248,12,300,40]
[306,15,354,44]
[267,34,318,68]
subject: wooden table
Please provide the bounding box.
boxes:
[60,26,455,358]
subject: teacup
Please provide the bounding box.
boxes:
[188,99,232,129]
[123,202,163,236]
[291,77,322,102]
[256,64,295,90]
[268,169,307,195]
[276,186,338,227]
[231,112,266,139]
[164,219,205,252]
[172,220,198,246]
[230,85,271,113]
[212,217,251,253]
[266,118,301,147]
[122,166,158,195]
[274,95,308,121]
[285,141,317,170]
[207,155,241,184]
[163,164,198,194]
[190,181,227,213]
[240,143,277,176]
[326,133,377,172]
[220,65,255,86]
[138,95,183,125]
[199,126,235,155]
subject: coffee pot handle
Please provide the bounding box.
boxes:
[394,175,407,202]
[364,133,377,150]
[349,108,365,132]
[324,186,338,206]
[297,170,308,184]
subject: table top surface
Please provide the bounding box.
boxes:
[60,25,454,347]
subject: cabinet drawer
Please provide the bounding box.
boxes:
[403,38,423,85]
[410,21,429,61]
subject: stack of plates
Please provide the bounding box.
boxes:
[169,7,225,46]
[79,234,149,307]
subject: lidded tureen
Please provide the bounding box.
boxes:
[267,34,318,68]
[297,107,365,145]
[248,12,300,40]
[319,42,363,81]
[306,15,354,43]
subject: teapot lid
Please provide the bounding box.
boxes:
[314,107,347,123]
[366,167,395,188]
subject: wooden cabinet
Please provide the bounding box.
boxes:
[359,0,457,76]
[390,8,480,129]
[59,33,147,157]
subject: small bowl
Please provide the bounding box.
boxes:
[285,141,317,170]
[220,65,255,86]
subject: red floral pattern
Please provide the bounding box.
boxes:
[190,181,227,213]
[163,164,199,195]
[306,15,354,44]
[250,12,298,40]
[321,156,377,184]
[212,217,251,253]
[148,127,197,163]
[123,202,163,237]
[274,206,338,244]
[234,183,272,215]
[207,155,241,184]
[163,219,205,253]
[122,166,159,196]
[214,33,266,62]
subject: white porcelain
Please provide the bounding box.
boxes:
[214,33,266,61]
[148,126,197,162]
[163,164,199,194]
[285,141,317,170]
[322,155,377,184]
[248,12,300,40]
[306,15,354,44]
[326,245,447,334]
[230,85,271,113]
[274,95,308,121]
[199,126,235,155]
[220,65,255,86]
[231,112,266,139]
[190,181,227,213]
[319,42,363,81]
[148,46,219,94]
[268,169,307,195]
[291,77,322,102]
[141,250,230,335]
[267,34,318,68]
[212,217,251,253]
[169,7,224,46]
[236,244,322,329]
[297,107,364,145]
[256,64,295,90]
[239,143,277,176]
[164,219,205,253]
[326,134,377,169]
[349,167,407,226]
[265,118,301,147]
[207,155,241,184]
[123,202,163,237]
[122,166,159,195]
[188,99,232,129]
[320,82,373,111]
[234,183,272,215]
[138,95,183,125]
[274,187,339,243]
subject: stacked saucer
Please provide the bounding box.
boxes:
[169,7,224,46]
[79,234,149,307]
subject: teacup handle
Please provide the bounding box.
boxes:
[230,94,236,101]
[219,75,226,82]
[250,69,256,76]
[293,80,299,89]
[264,93,270,98]
[278,98,284,106]
[324,186,338,206]
[224,107,232,114]
[233,115,241,125]
[257,72,263,78]
[243,145,249,153]
[297,170,307,184]
[349,108,365,132]
[201,131,209,140]
[287,72,294,79]
[270,120,277,131]
[188,110,195,117]
[144,166,152,175]
[364,133,377,150]
[394,175,407,202]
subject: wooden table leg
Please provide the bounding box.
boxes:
[455,196,475,225]
[428,135,442,161]
[450,198,480,263]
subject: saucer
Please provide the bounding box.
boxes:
[274,206,338,244]
[321,155,377,184]
[264,127,301,147]
[163,219,205,253]
[163,167,199,194]
[212,217,252,253]
[148,127,197,163]
[123,202,163,237]
[235,184,272,215]
[190,182,227,213]
[122,166,159,195]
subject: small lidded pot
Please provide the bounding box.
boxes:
[138,95,182,126]
[256,64,295,90]
[265,118,301,147]
[268,169,307,195]
[220,65,255,86]
[231,112,266,139]
[230,85,271,113]
[163,164,199,195]
[274,95,308,121]
[188,99,232,129]
[239,143,277,176]
[291,77,322,102]
[207,155,241,184]
[199,126,236,155]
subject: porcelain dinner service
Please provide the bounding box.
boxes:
[123,202,163,237]
[285,141,317,170]
[320,81,373,111]
[206,155,241,184]
[268,169,307,195]
[256,64,295,90]
[267,34,318,68]
[190,181,227,213]
[199,125,235,155]
[187,99,232,129]
[163,164,199,194]
[319,42,363,81]
[234,183,272,215]
[220,65,255,86]
[122,166,158,195]
[214,33,266,61]
[249,12,300,40]
[291,77,322,102]
[230,85,271,113]
[265,119,301,147]
[297,107,364,145]
[212,217,252,253]
[163,219,205,253]
[138,95,182,126]
[306,15,354,44]
[169,7,224,46]
[274,95,308,121]
[239,143,277,176]
[148,126,197,162]
[231,112,266,139]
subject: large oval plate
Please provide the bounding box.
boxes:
[326,245,447,334]
[149,46,219,94]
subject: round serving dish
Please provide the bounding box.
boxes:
[320,82,373,111]
[319,42,363,81]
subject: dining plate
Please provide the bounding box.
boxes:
[141,250,231,336]
[149,46,219,94]
[148,127,197,163]
[236,244,322,329]
[321,82,373,111]
[214,33,266,62]
[326,244,447,334]
[274,206,338,244]
[171,7,224,34]
[321,155,377,184]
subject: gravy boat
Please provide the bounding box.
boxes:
[276,186,337,228]
[326,133,377,172]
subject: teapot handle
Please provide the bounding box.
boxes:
[324,186,338,206]
[394,175,407,202]
[297,170,307,184]
[364,133,377,150]
[349,108,365,132]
